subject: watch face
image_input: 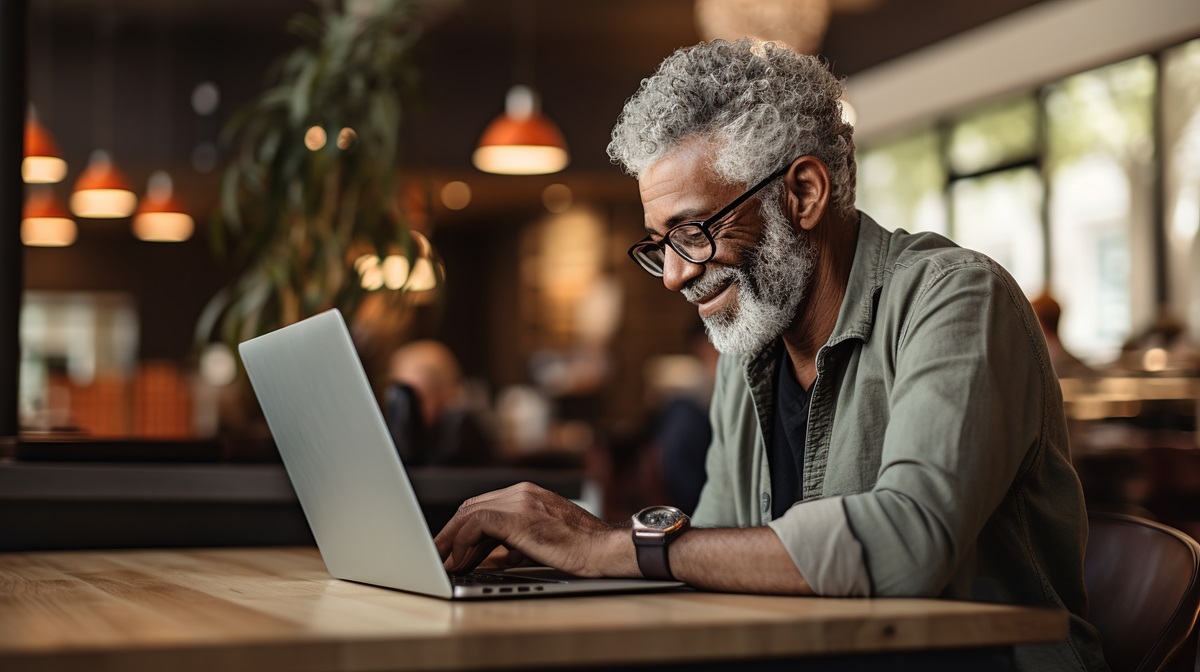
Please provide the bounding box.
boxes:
[637,506,683,530]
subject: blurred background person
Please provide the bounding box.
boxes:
[609,321,720,518]
[649,321,719,516]
[1031,293,1096,379]
[387,340,495,466]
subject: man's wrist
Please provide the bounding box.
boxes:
[600,526,640,578]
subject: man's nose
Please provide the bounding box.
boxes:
[661,247,704,293]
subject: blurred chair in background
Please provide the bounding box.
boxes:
[1084,512,1200,672]
[386,340,494,466]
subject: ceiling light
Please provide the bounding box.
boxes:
[382,255,411,290]
[71,150,137,218]
[694,0,831,55]
[22,188,77,247]
[355,254,385,291]
[133,171,194,242]
[23,110,67,184]
[542,183,572,213]
[473,86,569,175]
[405,230,442,292]
[305,126,327,151]
[840,98,857,126]
[440,181,472,210]
[190,81,220,116]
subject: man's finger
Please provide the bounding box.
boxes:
[434,484,541,559]
[435,486,544,560]
[447,511,510,573]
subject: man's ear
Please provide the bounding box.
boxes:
[782,156,831,232]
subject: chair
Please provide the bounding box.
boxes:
[1085,513,1200,672]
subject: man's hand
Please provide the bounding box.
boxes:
[433,482,636,578]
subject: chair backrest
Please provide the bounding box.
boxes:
[1085,513,1200,672]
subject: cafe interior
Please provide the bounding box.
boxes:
[3,0,1200,669]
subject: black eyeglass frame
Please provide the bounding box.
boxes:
[627,164,791,277]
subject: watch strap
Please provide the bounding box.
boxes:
[635,535,674,580]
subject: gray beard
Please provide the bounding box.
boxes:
[682,195,816,355]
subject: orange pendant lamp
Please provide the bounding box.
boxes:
[23,109,68,184]
[133,171,193,242]
[22,188,77,247]
[473,85,569,175]
[71,150,137,218]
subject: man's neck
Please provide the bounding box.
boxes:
[781,211,859,389]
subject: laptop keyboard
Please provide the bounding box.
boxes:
[450,572,558,586]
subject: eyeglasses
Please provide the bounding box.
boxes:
[627,165,789,278]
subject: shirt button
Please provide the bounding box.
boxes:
[761,492,771,513]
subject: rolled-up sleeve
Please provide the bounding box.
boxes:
[768,496,871,596]
[841,264,1045,597]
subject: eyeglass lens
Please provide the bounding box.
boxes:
[631,223,711,276]
[668,224,711,262]
[631,245,665,276]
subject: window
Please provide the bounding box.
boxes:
[1163,39,1200,344]
[856,47,1183,365]
[947,97,1039,175]
[1046,56,1156,362]
[856,129,946,235]
[951,167,1045,296]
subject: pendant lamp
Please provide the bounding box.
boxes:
[133,171,193,242]
[23,110,68,184]
[22,188,77,247]
[473,85,568,176]
[71,150,137,218]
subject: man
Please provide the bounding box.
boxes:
[434,40,1107,671]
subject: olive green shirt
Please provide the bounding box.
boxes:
[693,213,1109,672]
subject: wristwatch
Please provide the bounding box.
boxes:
[631,505,691,580]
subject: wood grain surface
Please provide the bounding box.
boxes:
[0,547,1067,671]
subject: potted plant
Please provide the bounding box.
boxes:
[198,0,439,351]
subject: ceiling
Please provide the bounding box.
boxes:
[27,0,1050,223]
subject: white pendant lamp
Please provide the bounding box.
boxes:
[70,150,137,218]
[22,188,77,247]
[473,85,569,175]
[133,171,193,242]
[23,109,68,184]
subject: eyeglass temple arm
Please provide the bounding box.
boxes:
[701,165,791,229]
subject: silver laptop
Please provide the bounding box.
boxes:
[239,309,683,599]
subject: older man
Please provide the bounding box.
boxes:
[434,40,1107,671]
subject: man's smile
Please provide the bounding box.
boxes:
[695,279,736,318]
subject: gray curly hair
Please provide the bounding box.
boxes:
[607,40,856,217]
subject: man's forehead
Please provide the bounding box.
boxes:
[638,139,731,232]
[639,139,715,196]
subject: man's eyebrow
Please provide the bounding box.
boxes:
[644,208,712,237]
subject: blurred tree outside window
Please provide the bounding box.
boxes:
[946,97,1039,175]
[1046,56,1156,363]
[855,129,947,235]
[951,167,1045,296]
[1163,39,1200,344]
[855,51,1173,367]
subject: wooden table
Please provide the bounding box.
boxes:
[0,547,1067,671]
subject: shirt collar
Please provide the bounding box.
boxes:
[826,210,888,348]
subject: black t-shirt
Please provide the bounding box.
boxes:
[768,350,812,520]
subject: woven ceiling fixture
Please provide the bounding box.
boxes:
[694,0,832,55]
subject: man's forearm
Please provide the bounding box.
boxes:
[673,527,814,593]
[602,526,813,594]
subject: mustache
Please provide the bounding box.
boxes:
[682,266,739,303]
